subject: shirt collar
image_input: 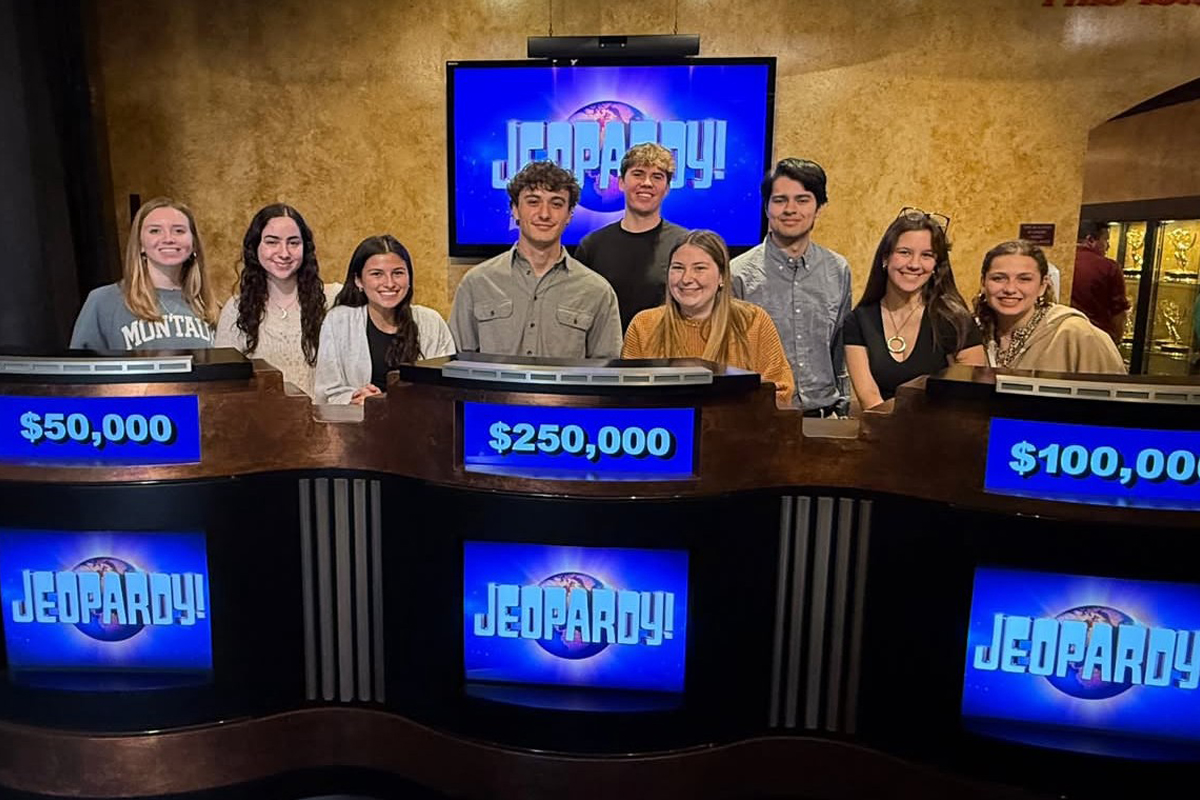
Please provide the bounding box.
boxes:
[511,246,569,273]
[765,234,812,272]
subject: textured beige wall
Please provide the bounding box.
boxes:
[1083,99,1200,205]
[94,0,1200,313]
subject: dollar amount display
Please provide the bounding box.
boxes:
[1008,441,1200,488]
[0,395,201,467]
[985,417,1200,511]
[463,403,695,480]
[20,411,176,449]
[486,422,676,461]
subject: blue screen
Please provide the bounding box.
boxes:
[985,417,1200,511]
[0,529,213,676]
[0,394,201,467]
[449,60,774,250]
[463,541,688,692]
[963,567,1200,752]
[462,402,696,480]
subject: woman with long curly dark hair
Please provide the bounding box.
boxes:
[314,235,455,404]
[843,208,985,410]
[215,204,337,395]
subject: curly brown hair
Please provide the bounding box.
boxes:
[505,161,580,209]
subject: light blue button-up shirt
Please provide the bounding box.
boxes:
[731,237,852,412]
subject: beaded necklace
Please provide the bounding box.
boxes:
[994,304,1050,367]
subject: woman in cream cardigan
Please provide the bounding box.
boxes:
[974,239,1125,374]
[314,235,455,404]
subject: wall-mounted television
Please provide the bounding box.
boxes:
[446,58,776,257]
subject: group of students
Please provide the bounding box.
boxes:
[68,146,1125,412]
[68,200,455,403]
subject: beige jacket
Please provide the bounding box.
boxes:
[986,305,1126,375]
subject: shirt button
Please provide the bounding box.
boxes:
[529,322,535,328]
[526,350,533,355]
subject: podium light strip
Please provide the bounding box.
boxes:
[299,481,317,701]
[371,483,386,704]
[805,499,834,730]
[783,497,811,729]
[334,481,354,702]
[0,355,194,375]
[441,360,713,387]
[825,498,855,731]
[768,496,794,728]
[353,480,371,702]
[314,479,335,702]
[996,375,1200,405]
[843,500,872,736]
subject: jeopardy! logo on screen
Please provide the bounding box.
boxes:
[449,62,772,247]
[962,568,1200,753]
[0,529,213,675]
[463,542,688,692]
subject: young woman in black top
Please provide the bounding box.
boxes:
[844,209,985,410]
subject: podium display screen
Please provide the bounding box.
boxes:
[0,394,202,467]
[962,567,1200,758]
[0,529,213,687]
[984,417,1200,511]
[463,541,688,693]
[461,402,697,481]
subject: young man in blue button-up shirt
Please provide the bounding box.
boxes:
[731,159,852,415]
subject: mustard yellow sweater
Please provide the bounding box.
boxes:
[622,301,796,409]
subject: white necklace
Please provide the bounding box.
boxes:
[271,298,299,319]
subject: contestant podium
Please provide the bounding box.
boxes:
[0,351,1197,800]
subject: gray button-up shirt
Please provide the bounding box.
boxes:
[450,247,622,359]
[731,237,852,411]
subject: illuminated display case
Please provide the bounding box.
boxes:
[1145,219,1200,375]
[1082,199,1200,376]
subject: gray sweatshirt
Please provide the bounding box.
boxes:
[69,284,214,350]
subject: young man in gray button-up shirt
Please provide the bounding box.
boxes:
[731,159,852,415]
[450,161,622,359]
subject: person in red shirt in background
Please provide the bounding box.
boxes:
[1070,219,1130,345]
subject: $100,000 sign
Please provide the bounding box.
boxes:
[985,418,1200,511]
[461,402,695,481]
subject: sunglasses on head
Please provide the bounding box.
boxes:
[899,206,951,232]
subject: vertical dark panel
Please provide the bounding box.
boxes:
[0,0,117,350]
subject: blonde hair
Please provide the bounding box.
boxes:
[620,142,676,182]
[121,197,218,325]
[650,229,752,363]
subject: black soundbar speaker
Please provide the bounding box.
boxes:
[527,35,700,59]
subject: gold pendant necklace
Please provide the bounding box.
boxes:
[884,301,922,355]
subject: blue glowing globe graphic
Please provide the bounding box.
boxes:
[535,571,609,660]
[1044,605,1136,700]
[73,556,145,642]
[568,101,646,213]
